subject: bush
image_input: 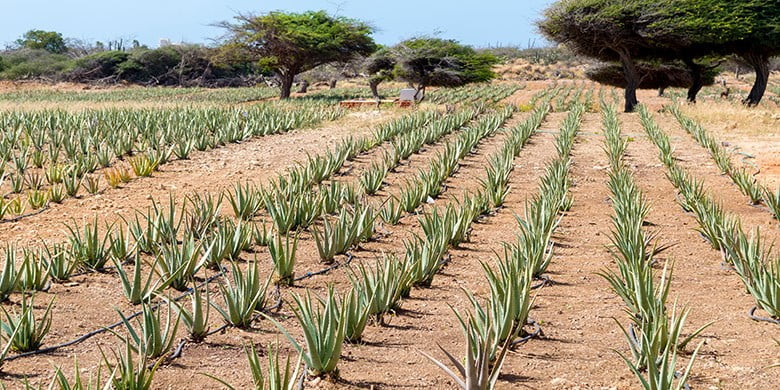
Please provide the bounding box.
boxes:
[118,47,182,83]
[0,49,70,79]
[67,50,130,81]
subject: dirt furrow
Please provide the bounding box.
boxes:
[505,111,632,388]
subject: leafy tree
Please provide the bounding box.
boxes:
[541,0,779,109]
[391,37,498,100]
[218,10,376,98]
[15,30,67,54]
[640,0,780,106]
[365,47,396,99]
[539,0,657,112]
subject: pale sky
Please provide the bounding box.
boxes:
[1,0,554,49]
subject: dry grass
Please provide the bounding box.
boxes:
[679,100,780,137]
[496,58,587,81]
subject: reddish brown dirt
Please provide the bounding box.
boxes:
[1,85,779,389]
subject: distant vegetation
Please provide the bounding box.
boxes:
[365,38,499,100]
[540,0,780,111]
[0,38,258,87]
[0,10,499,100]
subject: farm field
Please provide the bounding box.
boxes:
[0,80,777,390]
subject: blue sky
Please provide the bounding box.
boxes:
[1,0,554,49]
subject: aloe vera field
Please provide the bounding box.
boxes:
[0,77,773,390]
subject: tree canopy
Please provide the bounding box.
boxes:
[15,30,68,54]
[540,0,780,110]
[365,47,396,98]
[586,62,717,90]
[368,37,497,101]
[218,10,376,98]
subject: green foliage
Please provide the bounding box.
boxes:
[587,62,718,90]
[0,49,71,80]
[391,37,498,94]
[219,10,376,98]
[267,286,346,377]
[1,293,54,352]
[16,30,67,54]
[68,50,131,80]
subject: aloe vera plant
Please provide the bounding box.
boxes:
[102,339,161,390]
[729,168,763,205]
[65,217,113,271]
[228,182,263,220]
[240,343,302,390]
[184,192,222,239]
[267,286,346,377]
[379,196,403,225]
[49,358,106,390]
[1,293,55,352]
[41,242,76,282]
[764,186,780,221]
[112,303,180,359]
[421,308,511,390]
[212,260,271,328]
[128,154,159,177]
[360,162,386,195]
[0,248,19,301]
[312,210,360,263]
[115,254,168,305]
[165,284,211,342]
[349,254,409,324]
[617,304,704,390]
[269,232,298,286]
[154,235,210,292]
[16,249,50,292]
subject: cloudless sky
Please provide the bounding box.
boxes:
[1,0,554,49]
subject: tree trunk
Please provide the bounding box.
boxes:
[297,79,309,93]
[278,72,295,99]
[684,58,704,103]
[414,84,426,102]
[369,79,381,99]
[658,87,666,97]
[742,52,770,107]
[617,50,639,113]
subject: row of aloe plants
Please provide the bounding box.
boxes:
[427,83,521,105]
[640,106,780,324]
[600,103,709,390]
[0,101,345,219]
[668,104,780,219]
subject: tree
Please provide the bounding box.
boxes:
[365,47,396,99]
[539,0,655,112]
[218,10,376,99]
[16,30,67,54]
[641,0,780,106]
[541,0,779,109]
[390,37,498,101]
